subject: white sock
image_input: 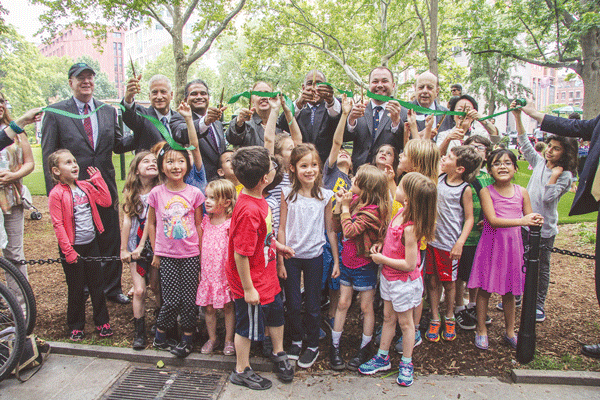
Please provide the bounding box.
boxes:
[468,302,476,309]
[307,346,318,352]
[455,305,466,314]
[292,340,302,347]
[361,334,372,349]
[332,330,342,347]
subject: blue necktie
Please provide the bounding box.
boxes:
[310,103,319,125]
[373,106,383,135]
[208,125,219,150]
[160,116,170,134]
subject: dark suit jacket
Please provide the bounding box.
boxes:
[277,100,342,164]
[226,113,283,147]
[120,99,187,153]
[173,113,225,181]
[344,101,404,173]
[41,97,128,203]
[400,99,455,134]
[541,114,600,216]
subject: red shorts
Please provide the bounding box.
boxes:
[425,246,458,282]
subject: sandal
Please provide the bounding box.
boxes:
[201,339,219,354]
[229,367,272,390]
[223,341,235,356]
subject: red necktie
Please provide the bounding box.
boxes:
[83,103,94,150]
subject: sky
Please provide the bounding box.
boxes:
[2,0,47,43]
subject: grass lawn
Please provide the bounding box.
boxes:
[23,147,596,224]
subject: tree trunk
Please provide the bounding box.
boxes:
[171,30,189,103]
[579,26,600,119]
[428,0,439,76]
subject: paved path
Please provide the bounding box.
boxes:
[0,354,598,400]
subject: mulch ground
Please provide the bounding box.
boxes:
[23,196,600,377]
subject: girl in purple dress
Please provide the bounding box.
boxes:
[468,149,543,350]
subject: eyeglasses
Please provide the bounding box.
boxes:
[491,160,514,168]
[270,160,278,172]
[470,144,487,151]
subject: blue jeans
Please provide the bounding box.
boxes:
[522,228,555,311]
[283,255,323,348]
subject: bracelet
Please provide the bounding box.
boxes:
[9,121,24,134]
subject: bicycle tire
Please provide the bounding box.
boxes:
[0,282,26,382]
[0,257,37,335]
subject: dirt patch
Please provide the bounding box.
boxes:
[23,196,600,377]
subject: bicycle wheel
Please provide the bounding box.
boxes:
[0,282,26,382]
[0,257,36,335]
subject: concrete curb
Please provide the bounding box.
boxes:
[511,369,600,386]
[47,341,273,373]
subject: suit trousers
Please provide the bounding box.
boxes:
[97,205,123,298]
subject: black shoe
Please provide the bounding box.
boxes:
[347,345,371,371]
[297,348,319,369]
[170,341,194,358]
[455,309,476,330]
[262,336,273,359]
[329,343,345,370]
[230,367,272,390]
[271,351,294,383]
[582,344,600,359]
[466,307,492,325]
[287,343,302,360]
[133,317,146,350]
[108,293,131,304]
[153,338,177,350]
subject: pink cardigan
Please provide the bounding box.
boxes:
[48,172,112,263]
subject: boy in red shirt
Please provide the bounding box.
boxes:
[227,146,294,389]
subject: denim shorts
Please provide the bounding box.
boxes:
[339,262,378,291]
[234,292,284,341]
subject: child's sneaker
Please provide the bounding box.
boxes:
[271,351,294,383]
[396,361,414,387]
[358,354,391,375]
[287,342,302,360]
[496,295,522,311]
[442,319,456,341]
[170,341,193,358]
[455,308,476,330]
[466,307,492,325]
[426,320,441,342]
[153,338,176,350]
[96,323,113,337]
[297,348,319,369]
[536,308,546,322]
[229,367,272,390]
[70,330,85,341]
[395,330,422,353]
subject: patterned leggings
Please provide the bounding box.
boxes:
[156,256,200,332]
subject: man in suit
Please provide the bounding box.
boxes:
[121,74,187,153]
[277,70,342,164]
[344,66,404,172]
[181,79,226,181]
[401,71,455,135]
[41,62,130,304]
[521,100,600,359]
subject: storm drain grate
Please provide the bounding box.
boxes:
[103,367,226,400]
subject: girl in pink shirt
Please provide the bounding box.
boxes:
[359,172,437,387]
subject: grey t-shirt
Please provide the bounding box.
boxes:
[72,186,95,245]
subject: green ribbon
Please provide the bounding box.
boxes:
[228,91,295,116]
[116,105,194,151]
[317,82,354,97]
[42,103,108,119]
[43,103,194,151]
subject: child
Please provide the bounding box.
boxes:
[512,102,575,322]
[197,179,237,355]
[372,144,399,211]
[392,138,439,352]
[227,146,294,389]
[120,151,160,349]
[278,143,339,368]
[321,94,353,338]
[217,150,243,194]
[468,149,543,350]
[331,165,390,371]
[148,143,205,358]
[359,172,436,387]
[425,146,479,343]
[454,135,495,331]
[48,150,113,340]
